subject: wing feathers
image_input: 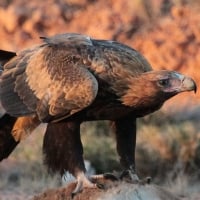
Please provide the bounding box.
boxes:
[15,73,38,111]
[1,33,152,122]
[36,92,51,121]
[0,71,29,115]
[1,43,98,122]
[0,51,37,116]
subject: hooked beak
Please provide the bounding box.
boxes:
[169,72,197,94]
[181,76,197,93]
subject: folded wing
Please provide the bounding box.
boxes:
[0,42,98,122]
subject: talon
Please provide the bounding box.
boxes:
[120,170,139,183]
[71,172,98,198]
[119,169,152,185]
[96,182,105,190]
[139,176,152,185]
[146,176,151,184]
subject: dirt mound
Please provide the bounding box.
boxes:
[32,178,179,200]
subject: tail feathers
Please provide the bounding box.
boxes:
[0,114,18,161]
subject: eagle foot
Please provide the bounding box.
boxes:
[119,169,139,183]
[120,170,152,185]
[71,172,99,198]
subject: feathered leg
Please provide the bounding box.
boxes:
[11,115,40,142]
[43,121,97,196]
[112,115,139,182]
[0,114,18,161]
[0,114,41,161]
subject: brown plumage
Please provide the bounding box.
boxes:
[0,33,197,195]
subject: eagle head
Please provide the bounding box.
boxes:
[147,70,197,96]
[121,70,197,108]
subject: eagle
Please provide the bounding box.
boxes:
[0,33,197,195]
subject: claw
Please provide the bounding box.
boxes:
[139,176,152,185]
[120,169,139,183]
[120,169,152,185]
[71,172,97,198]
[146,176,151,184]
[96,182,105,190]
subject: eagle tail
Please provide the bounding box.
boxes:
[0,114,19,161]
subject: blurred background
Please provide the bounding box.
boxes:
[0,0,199,199]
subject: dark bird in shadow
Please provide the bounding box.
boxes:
[0,50,18,161]
[0,33,197,196]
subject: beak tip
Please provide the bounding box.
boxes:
[194,87,197,94]
[193,81,197,94]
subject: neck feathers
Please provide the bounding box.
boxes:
[120,76,162,108]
